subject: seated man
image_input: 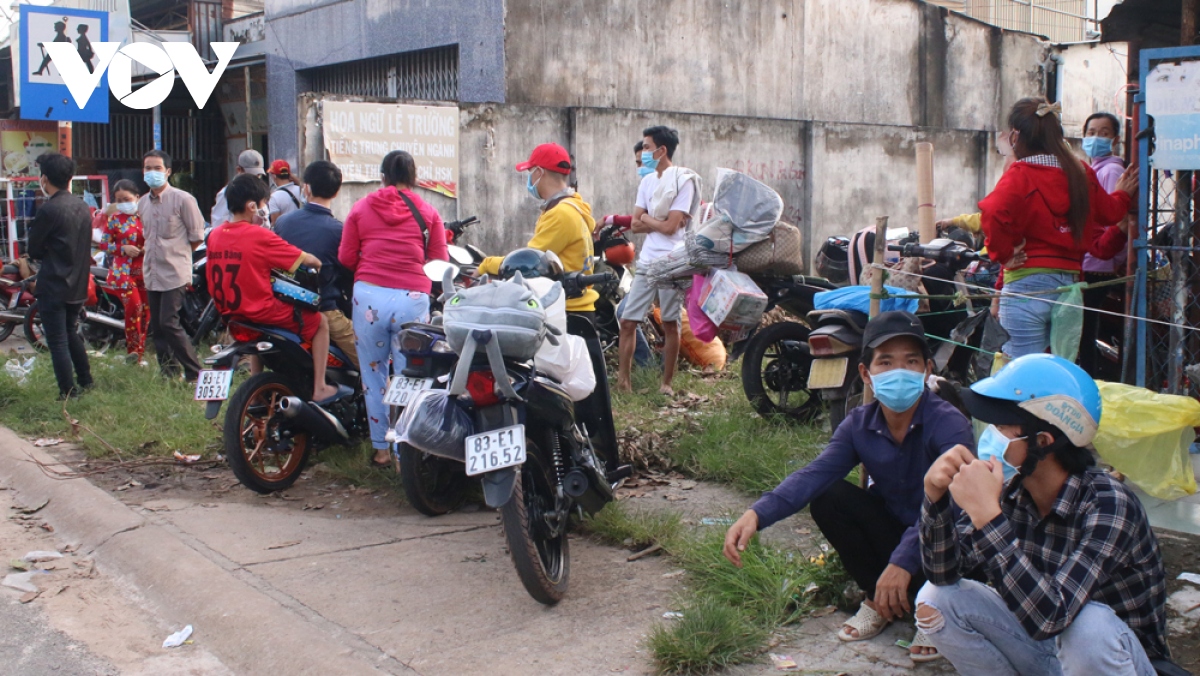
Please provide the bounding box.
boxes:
[274,160,358,368]
[206,173,345,404]
[918,353,1168,675]
[724,312,973,663]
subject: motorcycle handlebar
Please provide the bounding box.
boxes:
[886,242,982,263]
[575,272,615,287]
[445,216,479,234]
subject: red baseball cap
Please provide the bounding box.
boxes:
[515,143,572,175]
[267,159,291,176]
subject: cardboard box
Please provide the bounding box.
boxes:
[699,269,768,327]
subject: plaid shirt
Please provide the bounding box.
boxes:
[921,467,1168,659]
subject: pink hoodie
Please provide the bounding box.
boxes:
[338,187,448,294]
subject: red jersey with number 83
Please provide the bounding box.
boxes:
[206,221,306,330]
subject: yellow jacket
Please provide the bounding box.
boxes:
[479,193,599,312]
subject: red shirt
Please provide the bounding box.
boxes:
[980,160,1130,272]
[205,220,305,328]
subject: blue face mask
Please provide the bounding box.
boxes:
[976,424,1023,482]
[1081,136,1113,159]
[526,170,542,200]
[869,368,925,412]
[143,170,167,188]
[637,165,654,178]
[640,150,659,173]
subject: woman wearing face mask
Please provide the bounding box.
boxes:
[980,98,1139,359]
[1079,112,1128,379]
[338,151,448,468]
[918,353,1170,675]
[94,180,149,364]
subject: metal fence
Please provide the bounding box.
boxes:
[302,45,460,102]
[1,175,109,261]
[963,0,1091,43]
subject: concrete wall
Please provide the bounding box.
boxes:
[504,0,1050,131]
[1058,41,1130,138]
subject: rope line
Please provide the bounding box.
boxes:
[868,264,1200,334]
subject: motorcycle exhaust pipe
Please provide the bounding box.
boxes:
[83,311,125,331]
[276,396,349,442]
[562,466,614,516]
[0,310,25,322]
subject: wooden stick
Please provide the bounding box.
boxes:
[627,543,663,561]
[868,216,889,318]
[916,142,936,244]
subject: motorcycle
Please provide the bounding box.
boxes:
[24,266,127,352]
[0,261,36,341]
[181,233,223,347]
[590,222,636,351]
[736,274,837,423]
[397,259,626,604]
[807,237,992,431]
[199,302,366,494]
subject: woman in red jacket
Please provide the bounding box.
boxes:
[980,98,1138,359]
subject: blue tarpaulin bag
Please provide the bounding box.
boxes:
[813,285,918,315]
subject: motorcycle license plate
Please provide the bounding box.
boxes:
[383,376,434,407]
[194,370,233,401]
[807,357,849,390]
[464,425,526,477]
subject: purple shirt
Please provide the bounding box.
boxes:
[751,388,974,575]
[1082,155,1127,274]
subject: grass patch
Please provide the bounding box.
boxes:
[0,351,222,458]
[312,442,405,494]
[591,502,849,674]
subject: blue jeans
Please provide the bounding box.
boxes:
[916,579,1155,676]
[352,282,430,449]
[38,298,92,396]
[998,272,1076,358]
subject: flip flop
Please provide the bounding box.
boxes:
[314,384,353,407]
[837,602,890,642]
[909,629,943,663]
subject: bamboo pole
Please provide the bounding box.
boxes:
[863,216,889,416]
[916,142,936,244]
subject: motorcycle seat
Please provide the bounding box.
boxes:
[400,321,446,334]
[227,320,354,369]
[806,309,869,333]
[1,264,17,276]
[91,266,109,278]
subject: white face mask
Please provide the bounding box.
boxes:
[115,202,138,215]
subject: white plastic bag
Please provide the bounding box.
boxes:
[4,357,35,385]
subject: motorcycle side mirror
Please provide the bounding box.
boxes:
[447,245,473,266]
[424,259,460,283]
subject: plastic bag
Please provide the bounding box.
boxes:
[4,357,35,385]
[538,333,596,401]
[1050,282,1085,363]
[678,309,726,370]
[396,390,474,461]
[813,285,918,315]
[1092,381,1200,501]
[687,274,718,343]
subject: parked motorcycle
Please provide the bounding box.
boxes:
[199,308,365,493]
[736,274,837,423]
[24,266,126,352]
[807,237,990,431]
[181,234,223,347]
[590,222,636,351]
[397,257,626,604]
[0,261,36,341]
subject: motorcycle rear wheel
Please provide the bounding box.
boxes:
[741,321,823,424]
[224,372,312,493]
[500,443,570,605]
[22,301,88,352]
[398,442,469,516]
[0,319,14,343]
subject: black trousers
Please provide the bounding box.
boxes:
[810,480,924,601]
[39,298,92,396]
[1079,272,1123,381]
[148,286,202,380]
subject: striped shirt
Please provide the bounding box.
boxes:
[920,467,1168,658]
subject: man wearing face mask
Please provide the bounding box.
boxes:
[918,353,1169,675]
[138,149,206,382]
[211,150,268,228]
[724,312,973,663]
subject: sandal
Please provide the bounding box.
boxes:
[909,629,942,663]
[837,602,890,642]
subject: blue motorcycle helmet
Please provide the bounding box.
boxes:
[959,353,1101,474]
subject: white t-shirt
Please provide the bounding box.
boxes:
[635,171,695,264]
[268,183,305,218]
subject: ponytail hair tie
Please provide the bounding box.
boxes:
[1036,101,1062,118]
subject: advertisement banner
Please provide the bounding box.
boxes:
[0,120,58,177]
[19,5,109,123]
[323,100,459,198]
[1147,60,1200,170]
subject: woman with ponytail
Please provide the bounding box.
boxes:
[980,98,1138,359]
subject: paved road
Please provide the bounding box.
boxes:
[0,595,118,676]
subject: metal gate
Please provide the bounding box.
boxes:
[1134,46,1200,396]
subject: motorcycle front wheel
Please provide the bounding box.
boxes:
[224,372,312,493]
[0,318,14,343]
[500,443,570,605]
[741,321,823,424]
[398,442,469,516]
